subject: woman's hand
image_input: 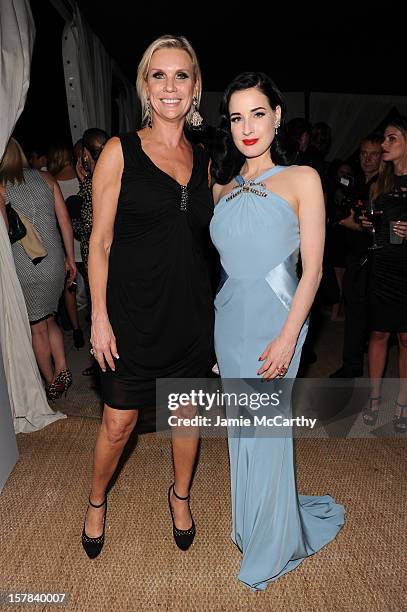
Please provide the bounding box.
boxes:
[339,209,362,232]
[359,213,373,230]
[392,220,407,239]
[64,258,77,286]
[257,335,296,379]
[90,315,119,373]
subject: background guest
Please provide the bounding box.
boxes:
[330,133,382,378]
[0,137,76,400]
[48,141,85,349]
[361,118,407,432]
[28,145,48,171]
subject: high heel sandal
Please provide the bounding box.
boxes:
[363,396,381,426]
[168,484,195,551]
[82,496,107,559]
[54,369,73,397]
[45,380,64,401]
[393,402,407,434]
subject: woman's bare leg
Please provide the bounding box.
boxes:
[396,332,407,410]
[47,315,68,375]
[64,286,80,330]
[368,330,391,406]
[84,405,139,537]
[170,404,200,529]
[30,319,54,383]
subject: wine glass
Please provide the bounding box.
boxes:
[366,200,384,250]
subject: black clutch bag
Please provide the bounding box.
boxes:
[6,203,27,243]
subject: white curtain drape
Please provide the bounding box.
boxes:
[310,92,407,161]
[0,0,66,432]
[62,4,112,143]
[0,0,35,157]
[0,217,66,433]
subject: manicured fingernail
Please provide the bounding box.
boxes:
[115,354,120,359]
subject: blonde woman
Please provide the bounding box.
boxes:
[0,138,76,400]
[361,117,407,432]
[81,35,214,558]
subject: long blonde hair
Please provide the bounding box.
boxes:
[136,34,202,128]
[0,138,30,185]
[371,116,407,202]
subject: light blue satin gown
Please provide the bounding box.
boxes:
[210,166,345,591]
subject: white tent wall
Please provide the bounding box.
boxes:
[62,5,112,142]
[52,1,138,140]
[0,0,35,157]
[0,0,33,491]
[0,0,66,454]
[311,92,407,161]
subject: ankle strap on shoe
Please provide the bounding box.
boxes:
[88,496,106,508]
[172,484,190,501]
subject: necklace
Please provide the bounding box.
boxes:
[226,178,268,202]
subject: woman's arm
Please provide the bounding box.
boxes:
[41,171,77,284]
[258,166,325,378]
[88,137,123,372]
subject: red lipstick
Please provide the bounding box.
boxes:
[243,138,259,146]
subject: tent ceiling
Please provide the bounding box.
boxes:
[74,4,405,96]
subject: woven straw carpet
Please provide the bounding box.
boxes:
[0,416,406,612]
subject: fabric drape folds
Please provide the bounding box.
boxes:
[0,215,66,433]
[0,0,35,157]
[62,5,112,143]
[0,0,65,433]
[310,92,407,161]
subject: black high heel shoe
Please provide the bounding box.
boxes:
[363,396,380,426]
[168,484,195,551]
[82,496,107,559]
[54,369,73,398]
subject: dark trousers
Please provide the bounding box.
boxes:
[342,254,368,372]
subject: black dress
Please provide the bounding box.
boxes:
[368,174,407,332]
[102,133,214,409]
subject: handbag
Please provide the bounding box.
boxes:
[17,210,47,264]
[6,203,27,244]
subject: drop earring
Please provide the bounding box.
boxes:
[275,121,280,136]
[146,99,152,128]
[190,96,203,129]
